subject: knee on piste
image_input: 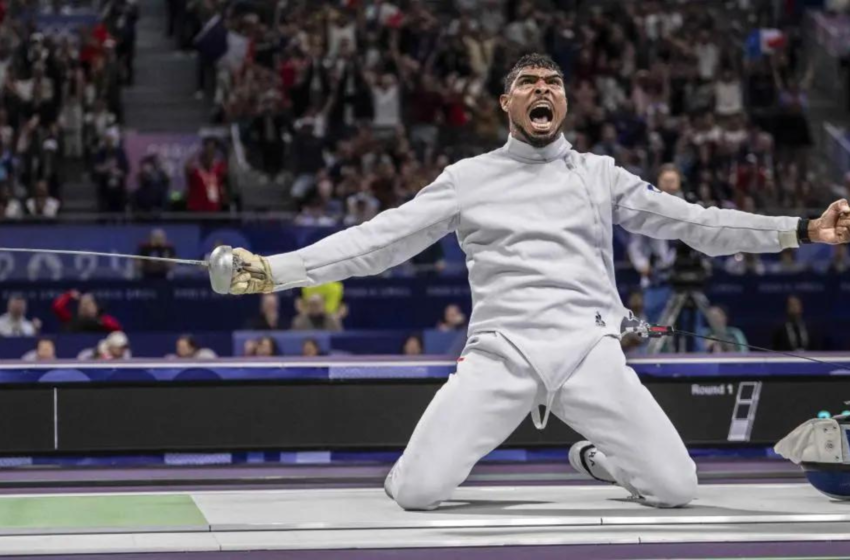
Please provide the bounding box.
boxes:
[647,462,698,508]
[384,469,445,511]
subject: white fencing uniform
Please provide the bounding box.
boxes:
[267,135,800,509]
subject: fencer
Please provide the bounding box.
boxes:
[225,53,850,510]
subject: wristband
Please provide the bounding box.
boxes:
[797,218,812,245]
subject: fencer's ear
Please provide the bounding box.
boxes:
[499,93,509,113]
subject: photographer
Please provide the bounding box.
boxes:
[626,164,682,322]
[629,165,714,352]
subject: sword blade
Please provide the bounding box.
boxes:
[0,247,208,268]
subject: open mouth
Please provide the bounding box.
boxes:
[528,103,554,131]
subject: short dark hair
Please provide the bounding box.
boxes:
[178,334,198,351]
[503,53,564,93]
[657,163,680,179]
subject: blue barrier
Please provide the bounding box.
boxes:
[232,330,421,356]
[0,354,848,385]
[0,333,233,360]
[0,329,462,360]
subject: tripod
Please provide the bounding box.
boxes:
[647,289,726,354]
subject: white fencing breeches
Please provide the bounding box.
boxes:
[384,333,697,510]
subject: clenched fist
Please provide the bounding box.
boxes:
[809,199,850,245]
[230,248,274,295]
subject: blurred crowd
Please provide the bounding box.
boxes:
[3,285,830,357]
[163,0,828,225]
[0,287,476,357]
[0,0,138,219]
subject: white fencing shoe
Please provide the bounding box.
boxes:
[569,441,616,484]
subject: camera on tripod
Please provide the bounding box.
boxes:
[669,241,711,291]
[647,242,720,353]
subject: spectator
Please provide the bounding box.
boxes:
[693,30,719,81]
[302,338,322,357]
[344,189,379,226]
[102,331,132,360]
[36,338,56,360]
[22,338,56,361]
[186,137,228,212]
[290,118,327,200]
[254,336,279,357]
[133,155,171,213]
[327,10,357,59]
[302,283,347,321]
[403,334,424,356]
[371,73,401,134]
[768,249,807,274]
[437,304,467,332]
[183,0,827,286]
[725,252,766,276]
[295,196,340,226]
[245,294,283,330]
[52,290,122,333]
[59,87,85,159]
[244,93,288,176]
[291,294,342,331]
[701,307,749,353]
[772,295,816,351]
[0,294,40,336]
[103,0,140,85]
[592,123,623,159]
[85,99,118,156]
[628,165,680,287]
[0,183,22,219]
[172,334,218,359]
[714,68,743,118]
[137,228,176,279]
[93,127,129,212]
[25,180,60,218]
[80,330,131,360]
[306,178,344,223]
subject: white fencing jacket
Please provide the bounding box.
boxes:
[268,135,800,392]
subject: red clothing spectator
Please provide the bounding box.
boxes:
[733,156,767,204]
[186,139,228,212]
[80,24,113,65]
[444,94,468,127]
[279,58,298,91]
[187,160,227,211]
[52,290,122,333]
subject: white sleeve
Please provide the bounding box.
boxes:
[610,163,799,258]
[266,170,460,290]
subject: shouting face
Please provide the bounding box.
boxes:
[500,67,567,147]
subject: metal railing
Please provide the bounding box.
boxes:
[806,11,850,112]
[824,122,850,182]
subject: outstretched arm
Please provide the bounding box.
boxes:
[229,170,460,294]
[610,163,850,257]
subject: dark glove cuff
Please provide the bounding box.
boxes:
[797,218,812,245]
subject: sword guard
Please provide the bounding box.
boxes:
[208,245,235,295]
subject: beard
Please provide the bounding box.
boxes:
[510,117,561,148]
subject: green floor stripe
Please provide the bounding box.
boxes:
[0,494,207,530]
